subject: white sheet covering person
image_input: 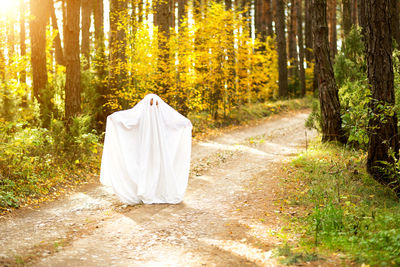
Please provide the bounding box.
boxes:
[100,94,192,204]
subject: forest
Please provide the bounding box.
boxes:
[1,0,400,265]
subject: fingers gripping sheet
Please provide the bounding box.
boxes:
[100,94,192,204]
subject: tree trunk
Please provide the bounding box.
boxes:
[154,0,171,97]
[255,0,263,41]
[64,0,82,121]
[275,0,288,97]
[288,0,298,85]
[49,0,65,66]
[362,0,400,193]
[94,0,108,128]
[30,0,50,127]
[352,0,358,25]
[264,0,273,37]
[342,0,352,37]
[109,0,128,107]
[178,0,186,27]
[297,0,306,96]
[81,0,91,69]
[19,0,26,87]
[390,0,400,47]
[304,0,313,67]
[312,0,345,143]
[169,0,175,31]
[327,0,337,58]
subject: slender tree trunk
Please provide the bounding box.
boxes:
[94,0,108,128]
[81,0,91,69]
[275,0,288,97]
[64,0,82,121]
[109,0,128,107]
[312,0,345,143]
[264,0,273,37]
[178,0,186,27]
[19,0,27,89]
[342,0,352,37]
[352,0,358,25]
[390,0,400,47]
[138,0,143,23]
[49,0,65,66]
[154,0,170,97]
[327,0,337,58]
[170,0,175,31]
[297,0,306,96]
[362,0,400,193]
[305,0,313,66]
[288,0,298,85]
[30,0,50,127]
[255,0,263,40]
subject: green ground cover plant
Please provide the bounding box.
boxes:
[284,141,400,266]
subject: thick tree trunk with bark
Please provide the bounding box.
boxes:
[362,0,400,193]
[327,0,337,58]
[297,0,306,96]
[81,0,91,69]
[30,0,50,126]
[312,0,345,143]
[64,0,81,121]
[275,0,288,97]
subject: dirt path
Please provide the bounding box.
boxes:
[0,111,315,267]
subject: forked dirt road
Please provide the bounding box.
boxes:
[0,111,316,266]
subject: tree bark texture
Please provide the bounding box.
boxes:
[288,0,298,81]
[305,0,313,66]
[81,0,91,69]
[342,0,352,36]
[29,0,50,125]
[327,0,337,58]
[275,0,288,97]
[297,0,306,96]
[352,0,358,25]
[362,0,400,191]
[390,0,400,47]
[312,0,345,143]
[64,0,82,121]
[94,0,109,127]
[264,0,273,37]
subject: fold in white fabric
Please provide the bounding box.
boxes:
[100,94,192,204]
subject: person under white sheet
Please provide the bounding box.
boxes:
[100,94,192,204]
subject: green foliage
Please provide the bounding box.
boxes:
[0,116,100,210]
[288,141,400,265]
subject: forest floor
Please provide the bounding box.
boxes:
[0,110,341,266]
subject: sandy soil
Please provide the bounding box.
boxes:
[0,111,320,267]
